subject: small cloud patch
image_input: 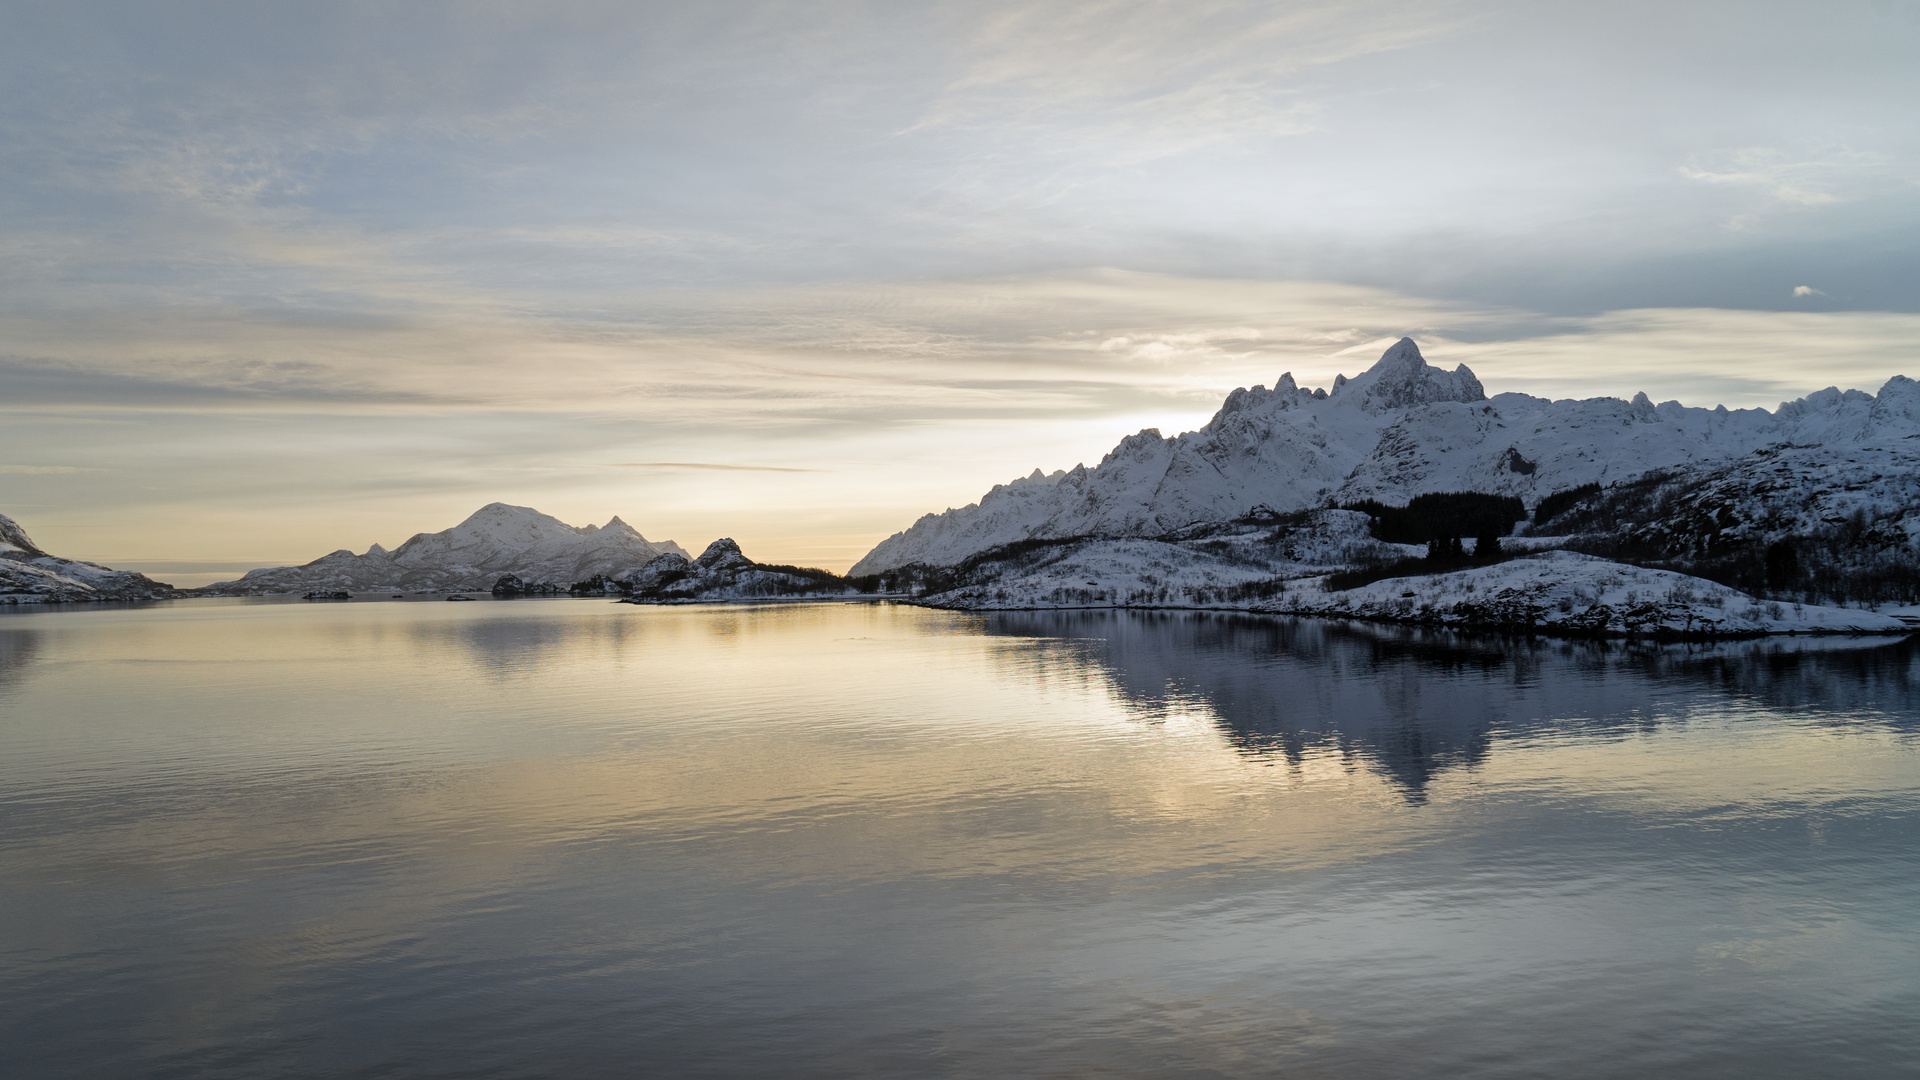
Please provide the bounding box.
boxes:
[1792,285,1826,298]
[604,462,825,473]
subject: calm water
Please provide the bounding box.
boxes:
[4,599,1918,1079]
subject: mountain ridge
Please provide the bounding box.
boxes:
[851,337,1920,575]
[203,503,690,594]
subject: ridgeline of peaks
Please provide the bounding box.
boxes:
[851,337,1920,576]
[204,503,690,594]
[200,504,857,601]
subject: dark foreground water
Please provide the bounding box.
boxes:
[4,599,1919,1079]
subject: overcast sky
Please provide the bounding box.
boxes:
[3,0,1918,576]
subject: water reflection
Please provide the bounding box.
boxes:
[0,626,40,697]
[398,603,649,679]
[396,601,837,681]
[984,611,1920,799]
[5,602,1920,1079]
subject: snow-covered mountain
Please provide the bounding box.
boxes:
[204,503,689,594]
[852,337,1920,575]
[895,513,1906,637]
[0,512,179,602]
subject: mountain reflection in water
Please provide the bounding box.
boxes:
[3,600,1917,1080]
[983,610,1920,799]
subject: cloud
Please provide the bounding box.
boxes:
[0,464,100,474]
[908,1,1473,167]
[604,462,825,473]
[1793,285,1825,297]
[1676,145,1908,216]
[6,1,1920,570]
[1434,306,1920,407]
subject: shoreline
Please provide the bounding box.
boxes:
[8,589,1913,642]
[902,598,1916,642]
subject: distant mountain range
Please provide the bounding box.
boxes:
[198,504,854,601]
[4,334,1916,636]
[851,337,1920,576]
[0,514,178,602]
[202,503,689,594]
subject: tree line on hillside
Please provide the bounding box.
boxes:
[1531,472,1920,608]
[513,476,1920,610]
[1340,492,1527,560]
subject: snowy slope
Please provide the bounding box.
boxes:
[1538,441,1920,553]
[1261,551,1906,636]
[0,512,180,602]
[204,503,689,594]
[853,337,1920,574]
[916,526,1903,638]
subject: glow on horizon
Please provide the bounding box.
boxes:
[2,3,1917,574]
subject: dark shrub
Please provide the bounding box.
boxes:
[1344,492,1526,545]
[1534,482,1602,526]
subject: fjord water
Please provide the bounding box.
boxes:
[3,601,1918,1079]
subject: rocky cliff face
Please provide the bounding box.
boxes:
[852,337,1920,575]
[0,513,179,602]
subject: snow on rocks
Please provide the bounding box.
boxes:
[853,336,1920,576]
[202,503,689,594]
[918,511,1401,612]
[0,512,179,603]
[1541,441,1920,552]
[1259,551,1907,637]
[916,518,1906,638]
[618,539,848,602]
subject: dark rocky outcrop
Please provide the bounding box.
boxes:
[621,539,848,603]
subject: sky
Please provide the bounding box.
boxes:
[2,0,1918,579]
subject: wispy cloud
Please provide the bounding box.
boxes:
[4,2,1920,570]
[1676,145,1908,217]
[604,462,826,473]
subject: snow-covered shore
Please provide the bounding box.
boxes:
[1253,551,1908,637]
[916,545,1910,639]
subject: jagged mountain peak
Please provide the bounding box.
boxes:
[1368,336,1424,370]
[1337,337,1485,413]
[1869,374,1920,431]
[850,336,1920,577]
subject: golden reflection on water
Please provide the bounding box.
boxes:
[3,601,1917,880]
[3,599,1919,1078]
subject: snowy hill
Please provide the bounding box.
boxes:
[853,337,1920,575]
[902,519,1904,639]
[0,512,179,603]
[203,503,689,594]
[1532,440,1920,605]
